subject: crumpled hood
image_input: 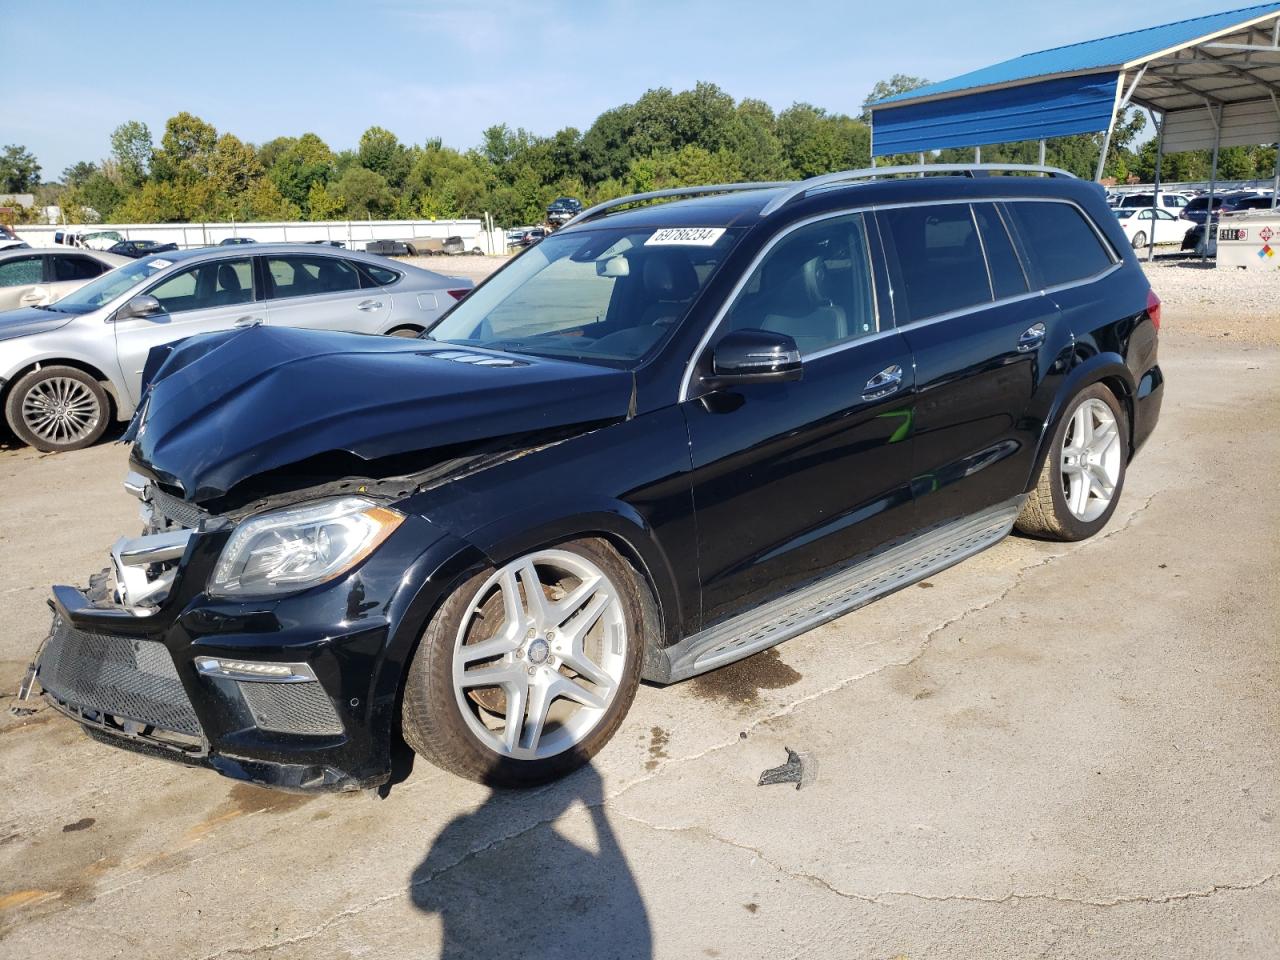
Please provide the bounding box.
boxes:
[133,325,635,503]
[0,307,74,343]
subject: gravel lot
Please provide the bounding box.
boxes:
[0,257,1276,959]
[1144,258,1280,344]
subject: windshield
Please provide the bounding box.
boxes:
[48,256,176,315]
[426,225,741,366]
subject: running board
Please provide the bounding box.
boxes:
[652,496,1025,684]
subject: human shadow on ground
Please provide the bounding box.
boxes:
[409,763,651,960]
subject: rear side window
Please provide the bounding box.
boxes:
[362,262,400,286]
[879,203,991,323]
[1005,201,1114,288]
[973,204,1028,299]
[52,256,104,282]
[266,255,361,299]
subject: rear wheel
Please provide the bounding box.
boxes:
[4,365,111,452]
[402,538,644,786]
[1016,384,1127,541]
[1131,230,1147,250]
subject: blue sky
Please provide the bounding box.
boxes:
[6,0,1230,178]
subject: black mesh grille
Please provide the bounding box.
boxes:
[149,487,209,530]
[37,617,202,737]
[238,681,343,736]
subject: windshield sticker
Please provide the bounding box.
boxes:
[645,227,726,247]
[147,258,173,269]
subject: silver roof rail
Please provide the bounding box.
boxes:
[758,163,1078,217]
[562,181,793,228]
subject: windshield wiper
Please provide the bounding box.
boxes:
[32,305,64,313]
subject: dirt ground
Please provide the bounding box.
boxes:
[0,276,1277,959]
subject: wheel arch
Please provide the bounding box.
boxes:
[1,356,126,424]
[1023,354,1136,495]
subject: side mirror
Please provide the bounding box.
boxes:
[702,329,802,389]
[118,294,163,321]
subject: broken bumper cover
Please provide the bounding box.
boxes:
[35,516,479,792]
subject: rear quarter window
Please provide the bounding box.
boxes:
[1005,201,1115,289]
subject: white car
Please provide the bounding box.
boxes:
[1112,207,1186,249]
[0,247,131,312]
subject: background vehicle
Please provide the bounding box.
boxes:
[516,227,547,248]
[106,239,180,259]
[546,196,583,224]
[1181,194,1226,225]
[219,237,256,245]
[31,165,1162,792]
[0,247,130,311]
[1116,192,1189,212]
[1113,207,1185,248]
[0,244,473,450]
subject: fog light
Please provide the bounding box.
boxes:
[194,656,318,683]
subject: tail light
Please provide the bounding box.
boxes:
[1146,288,1162,330]
[446,289,470,301]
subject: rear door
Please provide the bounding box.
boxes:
[262,253,389,333]
[876,200,1067,529]
[112,257,260,406]
[684,211,918,628]
[43,253,111,304]
[0,253,45,310]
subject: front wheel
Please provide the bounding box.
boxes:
[1016,384,1127,541]
[402,539,644,786]
[1131,230,1147,250]
[4,365,111,452]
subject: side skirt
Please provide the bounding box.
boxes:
[650,495,1026,684]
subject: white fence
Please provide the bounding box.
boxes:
[15,218,508,254]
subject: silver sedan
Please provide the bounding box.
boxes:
[0,247,132,311]
[0,243,473,451]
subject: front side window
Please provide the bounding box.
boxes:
[1005,201,1115,288]
[52,256,104,282]
[723,213,877,355]
[427,226,741,365]
[266,255,361,299]
[880,203,991,323]
[146,259,253,314]
[0,256,42,288]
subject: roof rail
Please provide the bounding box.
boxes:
[758,163,1077,216]
[562,181,793,228]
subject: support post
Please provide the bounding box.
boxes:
[1038,139,1046,173]
[919,152,925,177]
[975,145,981,163]
[1149,111,1164,263]
[1203,102,1222,263]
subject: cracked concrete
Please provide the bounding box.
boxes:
[0,326,1277,959]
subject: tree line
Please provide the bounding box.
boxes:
[2,77,1276,228]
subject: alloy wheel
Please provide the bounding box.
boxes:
[1059,397,1122,522]
[21,377,102,446]
[451,549,628,761]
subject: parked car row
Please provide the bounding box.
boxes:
[1106,189,1276,252]
[23,165,1163,791]
[0,244,472,451]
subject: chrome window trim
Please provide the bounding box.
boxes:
[968,203,996,303]
[678,196,1117,402]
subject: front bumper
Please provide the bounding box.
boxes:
[34,491,480,792]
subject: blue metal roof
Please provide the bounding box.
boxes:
[871,3,1280,107]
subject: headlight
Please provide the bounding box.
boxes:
[209,497,403,598]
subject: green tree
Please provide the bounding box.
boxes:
[266,133,334,211]
[862,74,929,121]
[306,180,345,221]
[110,120,152,187]
[153,112,218,183]
[61,161,98,187]
[357,127,411,188]
[0,144,41,193]
[334,165,394,218]
[777,104,870,177]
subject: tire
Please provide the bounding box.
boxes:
[1016,383,1127,541]
[386,326,423,338]
[4,365,111,452]
[402,538,645,787]
[1131,231,1147,250]
[470,247,483,256]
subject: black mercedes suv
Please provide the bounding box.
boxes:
[26,164,1164,790]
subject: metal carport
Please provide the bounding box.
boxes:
[867,4,1280,257]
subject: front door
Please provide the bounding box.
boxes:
[261,253,389,333]
[113,256,260,407]
[684,212,918,629]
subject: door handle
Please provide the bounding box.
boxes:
[358,299,383,311]
[862,364,904,400]
[234,315,262,328]
[1017,322,1047,352]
